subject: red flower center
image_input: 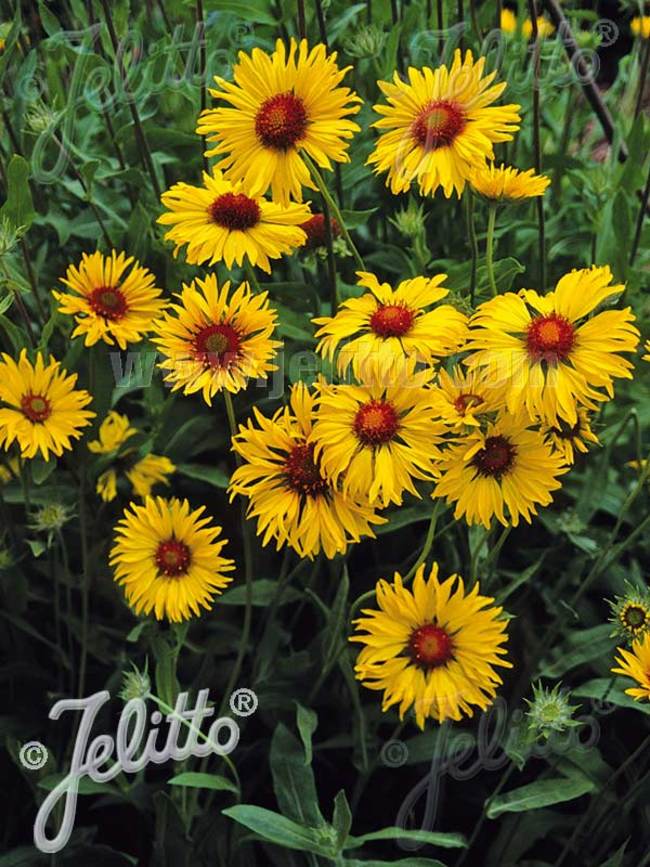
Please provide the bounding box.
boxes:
[354,399,399,445]
[370,304,415,338]
[21,393,52,423]
[209,192,261,231]
[284,441,329,498]
[255,92,308,150]
[454,392,484,415]
[412,99,466,150]
[155,538,191,577]
[472,434,517,479]
[300,214,341,249]
[409,623,454,668]
[89,286,128,321]
[194,323,241,369]
[526,313,575,363]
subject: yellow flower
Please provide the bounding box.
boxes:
[469,162,550,202]
[110,496,235,623]
[464,266,640,426]
[430,365,506,429]
[311,357,446,507]
[612,632,650,702]
[313,272,468,378]
[631,16,650,39]
[197,39,361,205]
[54,250,165,349]
[433,412,568,528]
[0,350,94,461]
[126,455,175,498]
[158,169,311,273]
[367,49,520,198]
[351,563,512,727]
[0,455,21,484]
[97,468,119,502]
[88,411,137,455]
[500,8,518,33]
[501,9,555,38]
[643,339,650,362]
[543,408,599,465]
[152,274,281,404]
[229,382,385,559]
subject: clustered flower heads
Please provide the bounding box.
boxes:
[0,35,647,733]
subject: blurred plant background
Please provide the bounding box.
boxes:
[0,0,649,865]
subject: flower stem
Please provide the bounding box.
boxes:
[302,152,365,271]
[630,155,650,266]
[404,500,443,582]
[465,191,478,304]
[243,260,262,294]
[485,203,499,297]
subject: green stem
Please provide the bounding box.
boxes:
[485,203,499,297]
[465,191,478,304]
[404,500,442,582]
[243,260,262,294]
[320,193,339,315]
[302,153,365,270]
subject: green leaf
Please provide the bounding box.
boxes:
[573,678,650,716]
[204,0,277,25]
[0,156,35,231]
[538,624,615,678]
[38,774,121,796]
[38,2,62,36]
[270,723,325,828]
[485,776,596,819]
[220,579,301,607]
[0,312,28,354]
[222,805,336,858]
[345,828,466,849]
[332,790,353,850]
[344,860,448,867]
[597,841,628,867]
[295,702,318,765]
[176,462,230,488]
[167,772,238,795]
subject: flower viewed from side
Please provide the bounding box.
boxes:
[89,411,175,502]
[543,408,599,464]
[608,583,650,642]
[351,564,512,727]
[119,663,151,702]
[433,412,568,527]
[631,17,650,39]
[469,162,550,202]
[196,39,361,204]
[367,49,520,197]
[229,383,385,559]
[152,274,281,404]
[430,366,506,429]
[464,266,640,426]
[0,351,94,460]
[612,632,650,701]
[158,170,311,273]
[313,272,468,378]
[54,250,165,349]
[110,496,235,623]
[300,213,341,250]
[311,357,445,507]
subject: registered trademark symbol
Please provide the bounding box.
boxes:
[229,687,258,717]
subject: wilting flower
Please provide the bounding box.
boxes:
[152,274,281,404]
[351,563,511,727]
[464,266,640,426]
[311,356,446,507]
[229,382,385,559]
[608,583,650,642]
[300,213,342,251]
[54,250,165,349]
[110,496,235,623]
[469,162,550,202]
[543,409,599,464]
[525,682,580,739]
[0,350,94,460]
[158,169,310,273]
[313,272,468,378]
[368,49,520,197]
[197,39,361,205]
[612,632,650,702]
[433,412,568,528]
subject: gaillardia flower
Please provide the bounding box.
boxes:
[608,583,650,642]
[110,496,235,623]
[543,408,599,465]
[433,412,568,527]
[469,162,550,202]
[152,274,281,404]
[312,357,445,507]
[464,266,640,426]
[612,633,650,702]
[313,272,468,378]
[430,365,506,429]
[368,50,520,197]
[500,8,555,39]
[0,350,94,460]
[229,383,384,559]
[351,564,511,727]
[197,39,361,205]
[54,250,165,349]
[158,170,310,273]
